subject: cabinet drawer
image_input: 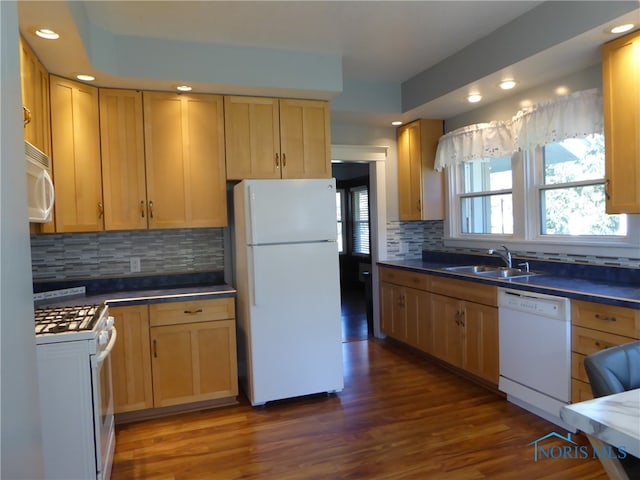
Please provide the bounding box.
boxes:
[572,299,640,338]
[571,325,635,356]
[571,379,594,403]
[150,297,235,327]
[379,267,429,291]
[429,276,497,307]
[571,352,589,383]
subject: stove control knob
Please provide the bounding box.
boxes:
[105,316,115,329]
[98,331,109,346]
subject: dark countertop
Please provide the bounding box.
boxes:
[35,284,236,308]
[34,272,236,308]
[378,259,640,309]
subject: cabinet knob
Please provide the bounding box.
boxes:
[604,179,611,201]
[140,200,145,218]
[594,314,616,322]
[183,308,203,315]
[148,201,154,219]
[282,153,287,167]
[153,339,158,358]
[98,202,104,218]
[275,153,280,168]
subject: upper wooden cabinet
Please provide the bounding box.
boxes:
[143,91,227,228]
[19,36,51,157]
[99,89,147,231]
[225,96,331,180]
[49,75,104,232]
[397,119,444,221]
[602,29,640,214]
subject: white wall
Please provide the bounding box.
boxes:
[331,122,399,221]
[0,2,45,477]
[445,64,601,131]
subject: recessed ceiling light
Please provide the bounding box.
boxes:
[391,121,403,126]
[610,24,635,34]
[76,74,95,82]
[555,86,570,96]
[35,29,60,40]
[467,93,482,103]
[176,85,192,92]
[499,80,517,90]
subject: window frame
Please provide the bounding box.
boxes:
[444,147,640,257]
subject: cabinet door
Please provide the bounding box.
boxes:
[99,89,147,230]
[224,96,281,179]
[279,99,331,179]
[110,305,153,414]
[19,36,51,157]
[431,294,463,367]
[404,287,430,350]
[144,92,227,228]
[602,30,640,214]
[397,121,423,220]
[150,320,238,408]
[463,301,498,383]
[397,119,444,221]
[380,282,396,336]
[50,75,104,232]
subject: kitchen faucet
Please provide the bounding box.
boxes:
[488,245,512,269]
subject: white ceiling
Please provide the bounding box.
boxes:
[17,1,640,125]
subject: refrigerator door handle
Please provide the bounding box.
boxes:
[249,248,258,306]
[248,186,257,246]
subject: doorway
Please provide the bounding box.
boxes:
[333,162,371,342]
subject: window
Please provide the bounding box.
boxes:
[535,134,626,237]
[439,89,638,255]
[351,186,370,255]
[336,190,345,253]
[459,156,513,234]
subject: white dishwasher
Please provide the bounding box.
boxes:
[498,288,574,431]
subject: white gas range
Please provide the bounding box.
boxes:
[34,303,117,480]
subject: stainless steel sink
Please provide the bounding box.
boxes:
[442,265,499,274]
[442,265,537,278]
[476,267,536,278]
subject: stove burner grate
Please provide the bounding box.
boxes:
[34,304,106,335]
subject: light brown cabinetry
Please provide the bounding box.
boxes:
[225,96,331,180]
[570,299,640,402]
[602,29,640,214]
[19,36,51,156]
[110,305,153,414]
[99,89,147,231]
[396,119,444,221]
[378,266,498,385]
[430,279,499,384]
[49,75,104,232]
[149,298,238,408]
[143,91,227,228]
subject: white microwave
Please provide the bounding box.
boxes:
[25,140,55,223]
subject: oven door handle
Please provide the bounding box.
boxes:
[95,326,117,364]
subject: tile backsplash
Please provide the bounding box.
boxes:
[386,220,639,268]
[31,228,225,281]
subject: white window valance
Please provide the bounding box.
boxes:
[433,88,603,171]
[511,88,603,151]
[434,121,514,172]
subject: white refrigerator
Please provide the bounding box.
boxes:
[233,178,344,406]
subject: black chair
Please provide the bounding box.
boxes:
[584,341,640,479]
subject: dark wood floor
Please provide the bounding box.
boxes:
[341,287,370,343]
[112,338,606,479]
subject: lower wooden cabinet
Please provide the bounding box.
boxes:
[379,266,499,385]
[150,318,238,408]
[570,299,640,402]
[110,305,153,414]
[110,297,238,415]
[429,293,499,383]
